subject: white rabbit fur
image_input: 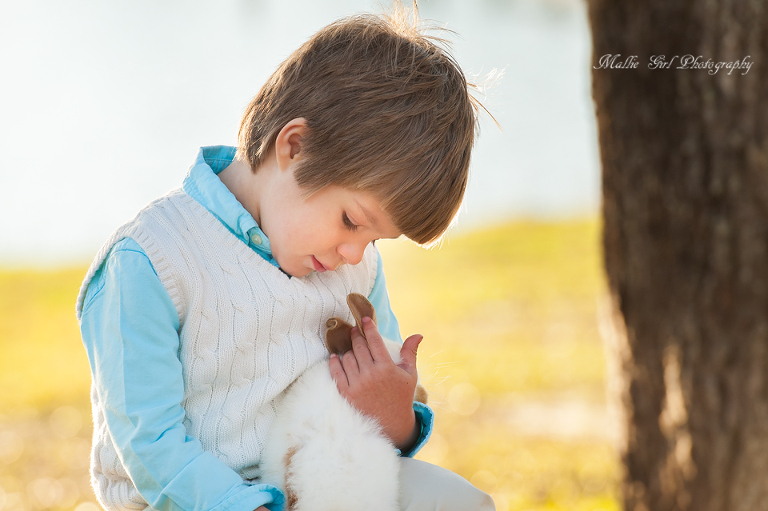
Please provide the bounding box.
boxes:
[258,338,405,511]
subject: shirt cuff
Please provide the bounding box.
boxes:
[210,484,285,511]
[397,401,434,458]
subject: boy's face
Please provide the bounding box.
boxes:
[259,169,401,278]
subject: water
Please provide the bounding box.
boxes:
[0,0,599,266]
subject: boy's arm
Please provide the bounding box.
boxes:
[80,239,284,511]
[365,248,434,457]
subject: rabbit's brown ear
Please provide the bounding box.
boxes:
[347,293,376,339]
[325,317,354,356]
[414,384,429,405]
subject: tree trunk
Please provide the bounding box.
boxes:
[587,1,768,510]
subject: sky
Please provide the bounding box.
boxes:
[0,0,600,266]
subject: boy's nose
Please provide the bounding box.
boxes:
[337,241,367,266]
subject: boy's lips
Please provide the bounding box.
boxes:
[311,255,329,273]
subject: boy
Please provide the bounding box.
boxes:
[77,5,494,511]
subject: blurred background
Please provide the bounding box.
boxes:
[0,0,616,510]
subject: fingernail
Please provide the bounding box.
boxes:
[362,316,372,324]
[330,353,337,359]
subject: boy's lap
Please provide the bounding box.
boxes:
[397,458,495,511]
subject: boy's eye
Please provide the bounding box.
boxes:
[342,213,359,232]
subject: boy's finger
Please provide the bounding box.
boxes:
[360,317,393,363]
[398,334,423,376]
[341,349,361,380]
[329,353,349,391]
[351,325,374,367]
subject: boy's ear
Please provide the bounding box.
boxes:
[274,117,308,171]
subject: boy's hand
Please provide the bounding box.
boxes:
[329,317,423,451]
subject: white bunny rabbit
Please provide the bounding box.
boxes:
[258,293,427,511]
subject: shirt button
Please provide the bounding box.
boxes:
[250,232,263,246]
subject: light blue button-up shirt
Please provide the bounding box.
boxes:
[79,146,433,511]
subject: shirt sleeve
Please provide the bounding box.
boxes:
[368,247,403,343]
[80,238,285,511]
[367,248,434,458]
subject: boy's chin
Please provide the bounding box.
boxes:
[277,261,313,278]
[274,254,325,278]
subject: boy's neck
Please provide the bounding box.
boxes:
[218,155,271,226]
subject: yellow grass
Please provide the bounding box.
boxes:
[0,219,620,511]
[0,268,92,411]
[378,219,619,510]
[379,219,606,399]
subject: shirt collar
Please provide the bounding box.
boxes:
[182,146,277,267]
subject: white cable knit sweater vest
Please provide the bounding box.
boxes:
[76,189,378,510]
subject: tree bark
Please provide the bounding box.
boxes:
[587,1,768,510]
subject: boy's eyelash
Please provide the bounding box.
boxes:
[343,213,359,232]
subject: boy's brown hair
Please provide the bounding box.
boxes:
[238,3,481,245]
